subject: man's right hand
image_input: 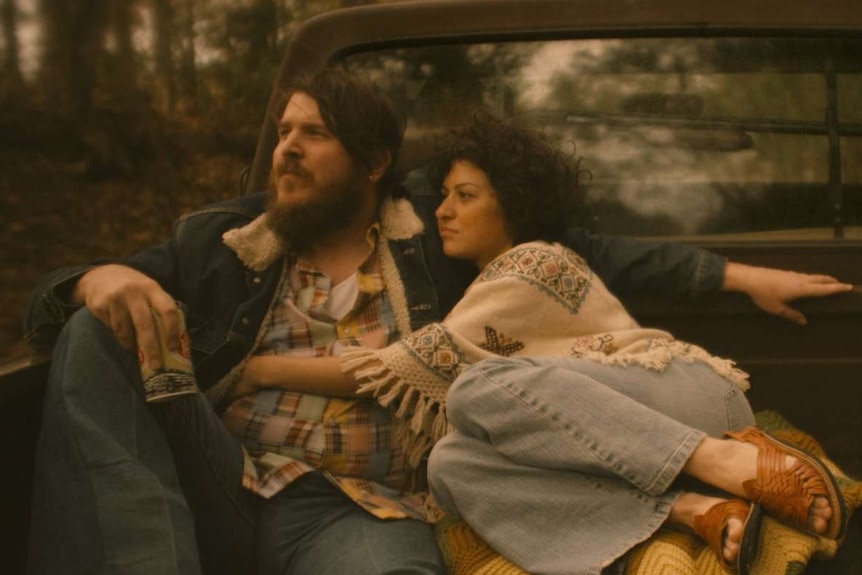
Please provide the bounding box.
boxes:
[73,264,179,369]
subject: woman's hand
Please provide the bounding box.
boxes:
[224,355,360,403]
[225,356,270,402]
[722,262,854,325]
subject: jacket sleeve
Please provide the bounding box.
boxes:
[561,227,726,299]
[23,233,183,352]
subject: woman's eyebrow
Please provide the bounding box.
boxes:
[452,182,483,190]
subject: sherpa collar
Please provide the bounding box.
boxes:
[222,197,425,272]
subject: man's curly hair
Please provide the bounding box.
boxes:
[430,114,582,244]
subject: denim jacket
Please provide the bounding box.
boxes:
[25,186,725,390]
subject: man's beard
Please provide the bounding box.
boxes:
[266,168,367,253]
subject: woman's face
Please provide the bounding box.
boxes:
[435,160,514,268]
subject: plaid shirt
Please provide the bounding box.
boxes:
[221,227,429,520]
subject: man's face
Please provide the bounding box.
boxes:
[267,92,368,249]
[271,91,361,208]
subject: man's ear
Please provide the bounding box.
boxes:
[368,150,392,183]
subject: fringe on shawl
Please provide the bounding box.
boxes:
[569,338,750,392]
[341,347,452,469]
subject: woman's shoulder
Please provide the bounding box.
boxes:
[478,241,593,300]
[483,241,590,278]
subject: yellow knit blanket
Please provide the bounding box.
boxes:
[435,411,862,575]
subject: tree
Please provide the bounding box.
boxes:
[152,0,176,115]
[39,0,109,119]
[176,0,198,114]
[105,0,138,102]
[1,0,23,91]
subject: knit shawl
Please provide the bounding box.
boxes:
[341,241,749,468]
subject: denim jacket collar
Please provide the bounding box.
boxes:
[221,197,425,272]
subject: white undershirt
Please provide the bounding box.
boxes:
[327,273,359,321]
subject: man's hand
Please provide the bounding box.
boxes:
[73,264,179,368]
[722,262,854,326]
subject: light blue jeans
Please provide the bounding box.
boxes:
[27,309,444,575]
[428,356,755,575]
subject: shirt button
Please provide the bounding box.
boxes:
[253,277,261,284]
[241,317,249,325]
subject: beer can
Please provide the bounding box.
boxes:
[138,306,197,402]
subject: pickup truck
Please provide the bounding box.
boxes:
[2,0,860,573]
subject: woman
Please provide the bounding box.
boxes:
[233,115,847,574]
[336,116,847,574]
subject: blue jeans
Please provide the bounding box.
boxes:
[258,472,443,574]
[27,309,444,575]
[428,356,755,575]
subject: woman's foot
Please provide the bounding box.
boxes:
[669,493,760,573]
[685,428,846,539]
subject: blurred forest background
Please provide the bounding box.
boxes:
[0,0,389,360]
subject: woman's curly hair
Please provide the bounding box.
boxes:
[430,113,583,244]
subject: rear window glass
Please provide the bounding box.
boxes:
[343,37,862,241]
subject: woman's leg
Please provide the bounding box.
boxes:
[681,435,836,535]
[430,356,833,573]
[430,432,677,575]
[428,356,756,574]
[666,492,756,569]
[441,356,753,496]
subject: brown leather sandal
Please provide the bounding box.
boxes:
[693,499,762,575]
[725,426,848,540]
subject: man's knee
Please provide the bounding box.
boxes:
[46,306,144,411]
[60,307,121,351]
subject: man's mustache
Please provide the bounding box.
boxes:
[278,161,310,179]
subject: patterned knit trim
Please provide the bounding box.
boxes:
[342,341,456,468]
[478,243,593,315]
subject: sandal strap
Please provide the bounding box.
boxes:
[693,499,750,572]
[726,427,841,538]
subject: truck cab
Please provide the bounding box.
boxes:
[2,1,860,572]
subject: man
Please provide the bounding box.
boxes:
[24,68,851,575]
